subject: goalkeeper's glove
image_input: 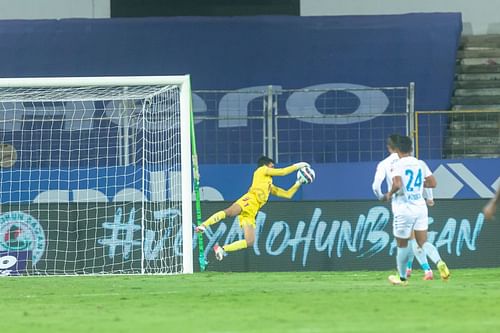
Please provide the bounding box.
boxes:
[297,178,307,185]
[294,162,310,169]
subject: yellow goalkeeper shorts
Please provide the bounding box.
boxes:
[234,193,260,228]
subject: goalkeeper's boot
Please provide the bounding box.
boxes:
[194,224,206,234]
[388,275,408,286]
[423,270,434,281]
[213,244,225,261]
[437,260,450,281]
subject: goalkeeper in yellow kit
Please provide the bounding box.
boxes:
[195,156,310,261]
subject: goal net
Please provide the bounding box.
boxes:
[0,76,193,276]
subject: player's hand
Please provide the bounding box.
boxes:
[483,201,497,220]
[297,177,307,185]
[382,193,392,202]
[426,199,435,207]
[294,162,310,169]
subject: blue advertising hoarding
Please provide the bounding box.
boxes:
[0,158,498,204]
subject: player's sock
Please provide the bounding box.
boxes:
[396,245,411,279]
[411,240,431,271]
[202,210,226,227]
[422,242,441,264]
[223,239,248,252]
[406,240,416,270]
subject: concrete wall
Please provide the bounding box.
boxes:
[1,0,496,35]
[0,0,110,19]
[301,0,500,35]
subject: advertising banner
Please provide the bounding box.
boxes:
[0,199,496,275]
[3,158,496,204]
[0,203,181,275]
[200,200,496,272]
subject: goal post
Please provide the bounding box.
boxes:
[0,75,194,275]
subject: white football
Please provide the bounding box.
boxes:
[297,166,315,184]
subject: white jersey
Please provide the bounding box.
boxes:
[372,153,433,202]
[372,153,399,200]
[391,156,432,208]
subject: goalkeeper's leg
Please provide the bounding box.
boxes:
[195,202,242,233]
[215,219,256,261]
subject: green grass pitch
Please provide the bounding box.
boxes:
[2,268,500,332]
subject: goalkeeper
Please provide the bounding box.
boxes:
[195,156,310,261]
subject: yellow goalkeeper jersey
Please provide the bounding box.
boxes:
[246,164,298,207]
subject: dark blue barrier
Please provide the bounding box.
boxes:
[0,14,462,164]
[0,14,461,105]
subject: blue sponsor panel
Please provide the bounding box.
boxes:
[200,158,499,201]
[0,14,461,164]
[0,158,496,204]
[0,167,142,203]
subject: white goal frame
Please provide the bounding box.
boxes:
[0,75,193,275]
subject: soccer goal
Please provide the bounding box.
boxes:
[0,76,193,275]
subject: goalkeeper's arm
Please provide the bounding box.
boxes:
[265,162,310,177]
[270,182,301,199]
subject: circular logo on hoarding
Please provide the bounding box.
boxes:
[0,211,46,265]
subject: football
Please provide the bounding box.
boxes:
[297,166,316,184]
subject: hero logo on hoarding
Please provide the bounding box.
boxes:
[193,83,390,127]
[0,83,391,132]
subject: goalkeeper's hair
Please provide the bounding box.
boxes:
[257,155,275,167]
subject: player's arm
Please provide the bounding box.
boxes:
[424,188,435,206]
[483,184,500,220]
[371,162,385,200]
[424,175,436,188]
[270,182,301,199]
[384,176,402,201]
[265,162,309,177]
[383,163,402,201]
[421,161,436,189]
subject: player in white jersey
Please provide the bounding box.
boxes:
[384,136,450,285]
[372,134,435,280]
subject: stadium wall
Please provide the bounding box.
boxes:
[0,14,462,163]
[301,0,500,35]
[0,0,110,19]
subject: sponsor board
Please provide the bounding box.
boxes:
[0,200,496,274]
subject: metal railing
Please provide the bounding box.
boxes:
[415,109,500,159]
[193,84,413,164]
